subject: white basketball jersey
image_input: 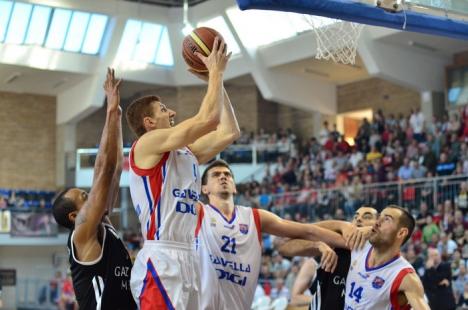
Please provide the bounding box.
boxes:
[129,144,201,243]
[198,204,262,310]
[344,242,414,310]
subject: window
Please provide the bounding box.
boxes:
[0,0,108,55]
[197,16,241,55]
[116,19,174,66]
[226,6,326,49]
[24,5,51,45]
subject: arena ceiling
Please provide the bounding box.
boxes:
[122,0,210,7]
[0,0,466,98]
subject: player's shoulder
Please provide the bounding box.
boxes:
[236,205,260,217]
[351,240,373,257]
[398,269,422,291]
[235,204,251,212]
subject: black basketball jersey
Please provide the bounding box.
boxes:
[309,248,351,310]
[67,223,136,310]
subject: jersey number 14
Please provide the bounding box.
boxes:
[348,282,363,303]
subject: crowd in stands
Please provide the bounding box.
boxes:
[39,271,78,310]
[231,106,468,308]
[11,105,468,308]
[0,189,55,209]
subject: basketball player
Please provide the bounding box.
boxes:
[197,159,362,310]
[344,205,430,310]
[126,37,239,309]
[279,206,378,310]
[52,69,136,309]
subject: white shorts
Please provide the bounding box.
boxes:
[130,240,200,310]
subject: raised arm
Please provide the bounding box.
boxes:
[135,37,231,165]
[279,239,323,257]
[279,239,338,272]
[258,210,347,250]
[105,139,123,219]
[277,220,357,257]
[74,68,122,244]
[188,87,240,164]
[399,272,431,310]
[314,220,372,250]
[107,86,124,217]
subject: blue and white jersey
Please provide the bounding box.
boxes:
[344,242,414,310]
[198,204,262,310]
[129,144,200,244]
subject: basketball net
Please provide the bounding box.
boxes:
[303,15,364,65]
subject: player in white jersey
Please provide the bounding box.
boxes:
[197,160,358,310]
[125,37,240,309]
[344,205,430,310]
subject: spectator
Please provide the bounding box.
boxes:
[422,248,456,310]
[319,121,330,145]
[458,283,468,308]
[436,152,456,176]
[336,135,351,153]
[0,197,6,209]
[453,264,468,304]
[58,273,77,310]
[410,107,425,142]
[330,124,340,141]
[455,181,468,215]
[437,232,458,256]
[285,264,300,292]
[411,160,427,179]
[406,139,419,159]
[366,145,382,162]
[270,278,289,300]
[398,157,413,180]
[270,252,291,279]
[421,143,437,173]
[349,147,363,168]
[422,214,440,244]
[356,118,371,150]
[257,187,272,210]
[404,245,425,276]
[447,112,461,135]
[8,191,16,207]
[415,201,430,229]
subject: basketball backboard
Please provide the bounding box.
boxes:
[236,0,468,40]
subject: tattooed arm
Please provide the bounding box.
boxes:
[73,69,122,261]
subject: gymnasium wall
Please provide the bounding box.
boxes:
[0,245,68,309]
[77,83,259,147]
[0,77,423,189]
[76,83,320,149]
[337,77,421,116]
[0,91,56,189]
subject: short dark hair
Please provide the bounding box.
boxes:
[125,95,161,138]
[386,205,415,245]
[52,189,76,230]
[201,159,233,186]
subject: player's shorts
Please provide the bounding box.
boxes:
[130,240,200,310]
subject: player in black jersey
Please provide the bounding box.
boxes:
[52,69,136,310]
[280,206,377,310]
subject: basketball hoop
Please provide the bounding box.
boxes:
[303,15,364,65]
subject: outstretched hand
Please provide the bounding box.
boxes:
[317,242,338,273]
[194,37,231,75]
[103,67,122,113]
[344,226,372,250]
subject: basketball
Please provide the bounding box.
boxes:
[182,27,223,72]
